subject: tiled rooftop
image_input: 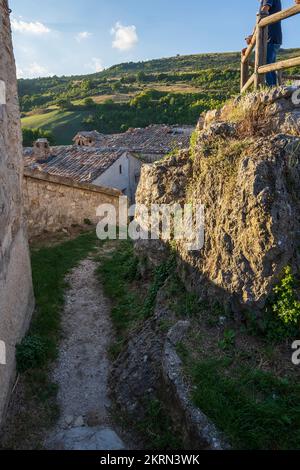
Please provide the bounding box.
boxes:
[23,146,125,183]
[73,124,194,153]
[23,125,194,184]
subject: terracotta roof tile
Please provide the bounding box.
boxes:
[73,124,193,153]
[24,125,194,184]
[23,146,124,183]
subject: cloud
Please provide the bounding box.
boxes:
[111,22,138,51]
[17,62,52,79]
[85,57,104,73]
[76,31,92,43]
[11,18,51,35]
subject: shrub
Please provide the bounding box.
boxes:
[142,257,176,317]
[218,329,236,350]
[16,335,48,373]
[273,266,300,325]
[22,127,55,146]
[83,97,96,108]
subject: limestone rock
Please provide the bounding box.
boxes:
[135,87,300,319]
[74,416,84,428]
[46,426,125,451]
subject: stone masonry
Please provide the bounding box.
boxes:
[23,169,122,239]
[0,0,34,427]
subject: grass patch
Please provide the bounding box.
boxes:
[245,267,300,344]
[167,269,300,450]
[165,273,226,322]
[21,109,91,145]
[97,240,142,358]
[137,399,183,450]
[98,240,175,359]
[186,358,300,450]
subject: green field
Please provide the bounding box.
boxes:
[20,48,300,145]
[21,109,90,145]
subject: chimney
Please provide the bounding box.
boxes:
[33,138,50,162]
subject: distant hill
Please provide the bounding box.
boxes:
[19,49,300,145]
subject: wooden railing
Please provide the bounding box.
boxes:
[241,4,300,93]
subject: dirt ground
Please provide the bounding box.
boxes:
[44,249,137,450]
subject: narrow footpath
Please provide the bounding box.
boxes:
[45,252,133,450]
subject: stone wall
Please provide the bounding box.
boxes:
[0,0,34,427]
[23,169,122,239]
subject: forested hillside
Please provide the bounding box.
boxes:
[20,48,300,145]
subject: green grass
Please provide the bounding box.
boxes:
[137,399,183,450]
[98,240,174,359]
[96,240,143,358]
[184,357,300,450]
[21,109,91,145]
[165,273,204,318]
[167,270,300,450]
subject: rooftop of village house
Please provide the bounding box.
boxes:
[23,124,194,183]
[73,124,194,153]
[23,146,125,183]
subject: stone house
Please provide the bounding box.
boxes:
[24,125,194,203]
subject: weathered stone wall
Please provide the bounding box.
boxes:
[23,169,122,238]
[0,0,34,427]
[135,87,300,319]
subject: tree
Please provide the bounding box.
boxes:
[83,97,96,108]
[137,71,147,83]
[22,128,55,147]
[112,81,122,92]
[56,98,74,110]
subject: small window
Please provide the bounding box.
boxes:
[119,165,122,174]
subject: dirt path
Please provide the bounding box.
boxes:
[45,253,133,450]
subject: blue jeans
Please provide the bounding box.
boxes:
[266,43,281,87]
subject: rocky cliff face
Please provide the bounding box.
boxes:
[136,87,300,319]
[0,1,34,427]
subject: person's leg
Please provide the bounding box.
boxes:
[266,44,280,87]
[266,43,277,86]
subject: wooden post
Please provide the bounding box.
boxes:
[258,56,300,74]
[241,5,300,93]
[254,14,268,89]
[240,52,249,92]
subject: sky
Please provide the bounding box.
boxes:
[9,0,300,79]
